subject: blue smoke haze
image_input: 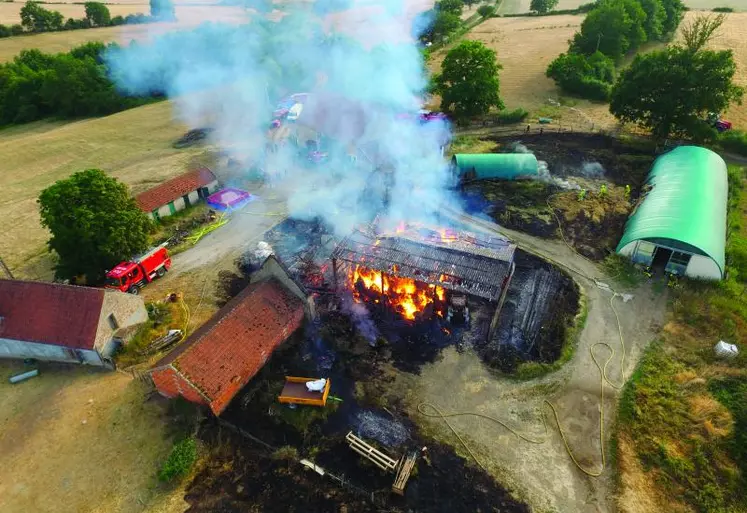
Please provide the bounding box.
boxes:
[105,1,454,236]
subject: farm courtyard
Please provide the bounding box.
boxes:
[0,1,746,513]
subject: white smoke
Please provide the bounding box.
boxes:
[105,2,454,236]
[509,140,579,190]
[341,293,379,345]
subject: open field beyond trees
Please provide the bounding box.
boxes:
[0,3,247,26]
[498,0,746,14]
[0,101,208,279]
[430,11,747,130]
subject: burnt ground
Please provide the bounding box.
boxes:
[460,133,656,260]
[475,250,580,373]
[184,324,531,513]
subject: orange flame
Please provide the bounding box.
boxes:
[395,221,406,234]
[350,265,444,321]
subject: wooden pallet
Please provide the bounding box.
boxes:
[392,451,418,495]
[345,431,398,472]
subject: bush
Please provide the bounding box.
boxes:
[712,7,734,13]
[495,107,528,124]
[158,437,197,482]
[0,43,156,125]
[477,4,495,17]
[110,15,124,26]
[718,129,747,156]
[10,24,23,35]
[546,51,614,101]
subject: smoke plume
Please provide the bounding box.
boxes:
[105,2,453,236]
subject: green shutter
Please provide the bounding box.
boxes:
[152,209,160,222]
[168,202,177,215]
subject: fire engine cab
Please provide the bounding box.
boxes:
[105,245,171,294]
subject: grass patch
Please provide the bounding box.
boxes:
[614,164,747,512]
[447,134,497,156]
[602,253,642,288]
[158,437,198,482]
[116,300,186,367]
[515,292,587,380]
[533,105,562,120]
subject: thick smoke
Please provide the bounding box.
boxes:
[105,3,453,236]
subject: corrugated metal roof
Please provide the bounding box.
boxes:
[452,153,539,180]
[332,230,515,301]
[0,280,104,349]
[616,146,728,276]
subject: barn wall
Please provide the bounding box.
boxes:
[207,180,219,193]
[0,338,104,366]
[157,204,172,218]
[188,190,200,204]
[686,254,722,280]
[94,292,148,354]
[173,197,186,212]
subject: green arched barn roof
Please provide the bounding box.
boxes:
[452,153,539,180]
[616,146,728,277]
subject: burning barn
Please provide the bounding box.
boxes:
[331,223,516,340]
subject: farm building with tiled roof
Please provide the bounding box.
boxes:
[135,168,219,222]
[150,272,308,415]
[0,279,147,367]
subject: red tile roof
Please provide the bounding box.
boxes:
[153,279,304,415]
[0,280,104,349]
[135,168,217,213]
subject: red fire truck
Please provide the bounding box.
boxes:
[105,245,171,294]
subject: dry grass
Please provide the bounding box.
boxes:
[0,6,248,62]
[0,3,146,25]
[0,361,187,513]
[0,101,211,279]
[497,0,743,14]
[430,15,620,129]
[616,434,686,513]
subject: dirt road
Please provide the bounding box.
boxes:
[404,210,667,512]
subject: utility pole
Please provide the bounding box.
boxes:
[0,256,14,279]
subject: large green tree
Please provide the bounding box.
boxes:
[571,0,647,60]
[530,0,559,15]
[84,2,111,27]
[610,45,743,139]
[20,1,63,32]
[38,169,154,282]
[660,0,685,37]
[437,0,464,16]
[546,51,615,101]
[436,40,503,119]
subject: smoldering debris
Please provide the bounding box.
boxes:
[351,409,410,448]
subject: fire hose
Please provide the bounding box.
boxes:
[425,205,629,478]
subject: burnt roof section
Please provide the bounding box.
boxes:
[331,230,515,301]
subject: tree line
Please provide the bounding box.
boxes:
[547,0,686,101]
[0,0,175,39]
[0,42,159,124]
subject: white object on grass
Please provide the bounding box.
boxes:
[305,378,327,392]
[714,341,739,359]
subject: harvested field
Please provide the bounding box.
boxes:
[430,15,619,130]
[0,3,147,25]
[498,0,743,14]
[0,361,187,513]
[0,6,248,62]
[0,101,209,279]
[696,12,747,126]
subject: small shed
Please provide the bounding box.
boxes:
[451,153,539,182]
[616,146,728,280]
[135,168,219,222]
